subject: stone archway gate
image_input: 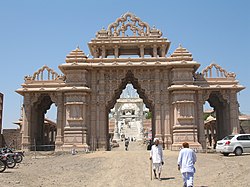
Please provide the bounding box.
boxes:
[16,12,244,151]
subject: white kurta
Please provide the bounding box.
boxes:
[177,148,196,173]
[150,145,164,163]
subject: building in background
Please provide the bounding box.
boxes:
[109,98,151,141]
[0,93,3,146]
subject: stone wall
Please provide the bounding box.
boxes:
[2,129,22,150]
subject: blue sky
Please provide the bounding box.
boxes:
[0,1,249,128]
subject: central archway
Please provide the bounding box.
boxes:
[106,70,155,150]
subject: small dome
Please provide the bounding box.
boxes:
[65,46,88,63]
[170,44,193,61]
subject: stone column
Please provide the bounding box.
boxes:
[98,70,108,150]
[90,71,97,151]
[139,45,145,58]
[62,92,89,151]
[230,91,240,134]
[22,94,32,151]
[114,45,119,58]
[154,69,162,140]
[197,91,206,149]
[160,44,166,57]
[113,106,120,140]
[55,92,64,150]
[93,46,99,58]
[163,71,171,149]
[171,91,202,150]
[101,45,106,58]
[153,44,157,57]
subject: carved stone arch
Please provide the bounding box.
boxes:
[202,63,236,79]
[203,90,230,105]
[32,65,60,81]
[106,70,153,111]
[28,93,57,112]
[202,90,212,104]
[48,92,59,106]
[30,93,43,106]
[207,91,228,108]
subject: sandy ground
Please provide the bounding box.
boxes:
[1,142,250,187]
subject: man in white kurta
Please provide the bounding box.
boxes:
[150,138,164,181]
[177,142,197,187]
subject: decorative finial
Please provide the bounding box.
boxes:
[179,43,182,48]
[76,45,80,49]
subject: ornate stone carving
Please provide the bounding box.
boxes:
[202,63,236,79]
[16,12,245,152]
[25,65,63,82]
[102,12,162,37]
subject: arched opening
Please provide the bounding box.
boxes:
[31,95,57,151]
[107,71,154,151]
[204,92,229,149]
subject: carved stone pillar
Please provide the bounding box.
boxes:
[154,69,162,140]
[171,91,201,150]
[98,70,108,150]
[139,45,145,58]
[162,71,171,149]
[197,91,206,149]
[93,45,99,58]
[62,92,89,150]
[101,45,106,58]
[89,71,97,151]
[230,91,240,134]
[55,92,64,150]
[22,93,32,151]
[114,45,119,58]
[160,44,166,57]
[153,44,157,57]
[113,106,120,140]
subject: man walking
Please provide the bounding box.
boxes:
[177,142,197,187]
[149,138,164,181]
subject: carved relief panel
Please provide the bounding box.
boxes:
[171,68,194,85]
[65,70,88,85]
[172,91,195,126]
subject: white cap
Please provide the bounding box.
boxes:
[153,138,159,142]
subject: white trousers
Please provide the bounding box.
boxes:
[152,163,162,173]
[182,172,194,187]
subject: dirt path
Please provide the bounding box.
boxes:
[1,142,250,187]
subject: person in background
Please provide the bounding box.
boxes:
[177,142,197,187]
[149,138,164,181]
[125,138,129,151]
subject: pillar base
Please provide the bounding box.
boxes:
[96,140,107,151]
[61,143,89,152]
[171,142,202,151]
[163,134,172,150]
[21,143,31,151]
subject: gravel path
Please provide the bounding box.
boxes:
[1,142,250,187]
